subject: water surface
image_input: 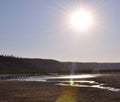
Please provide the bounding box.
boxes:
[9,74,120,92]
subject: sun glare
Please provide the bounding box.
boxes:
[70,79,74,85]
[70,10,93,31]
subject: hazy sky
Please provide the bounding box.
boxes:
[0,0,120,62]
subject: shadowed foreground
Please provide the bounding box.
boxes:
[0,74,120,102]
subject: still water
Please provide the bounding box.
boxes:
[9,74,120,92]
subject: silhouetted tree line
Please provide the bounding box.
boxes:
[0,55,120,74]
[0,55,36,74]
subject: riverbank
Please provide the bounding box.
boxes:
[0,75,120,102]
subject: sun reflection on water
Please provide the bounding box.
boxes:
[70,79,74,85]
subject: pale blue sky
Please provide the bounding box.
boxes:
[0,0,120,62]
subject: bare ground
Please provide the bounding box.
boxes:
[0,73,120,102]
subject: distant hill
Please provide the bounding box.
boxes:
[0,55,120,74]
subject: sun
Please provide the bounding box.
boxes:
[70,10,93,31]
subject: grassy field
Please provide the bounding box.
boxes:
[0,74,120,102]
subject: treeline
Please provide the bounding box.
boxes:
[0,55,35,74]
[0,55,120,74]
